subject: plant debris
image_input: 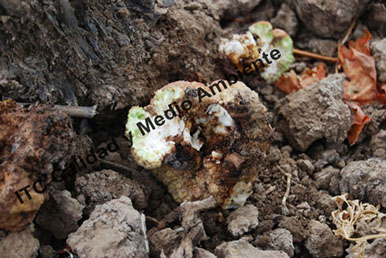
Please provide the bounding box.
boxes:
[338,30,378,105]
[274,62,326,94]
[275,30,385,145]
[219,21,294,83]
[346,103,371,145]
[0,99,75,231]
[331,194,386,258]
[126,80,273,209]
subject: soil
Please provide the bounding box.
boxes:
[0,0,385,258]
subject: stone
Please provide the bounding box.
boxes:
[276,74,351,151]
[305,220,343,258]
[35,190,84,240]
[271,3,298,37]
[371,38,386,82]
[0,224,39,258]
[67,196,148,258]
[340,158,386,208]
[294,0,371,38]
[226,205,259,237]
[215,240,289,258]
[280,145,293,155]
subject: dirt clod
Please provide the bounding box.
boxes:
[0,224,39,258]
[215,240,289,258]
[364,3,386,37]
[278,217,308,243]
[226,204,259,237]
[264,228,295,257]
[67,196,148,258]
[276,74,352,151]
[271,4,298,37]
[297,159,314,175]
[314,166,340,191]
[305,220,344,258]
[149,228,181,257]
[340,158,386,208]
[74,169,148,216]
[370,129,386,159]
[294,0,370,38]
[307,38,338,57]
[346,238,386,258]
[38,245,57,258]
[193,247,217,258]
[35,190,84,240]
[371,38,386,82]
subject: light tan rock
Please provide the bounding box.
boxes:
[67,196,148,258]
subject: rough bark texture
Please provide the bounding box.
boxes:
[0,0,234,109]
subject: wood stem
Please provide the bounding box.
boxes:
[54,105,98,118]
[293,48,338,63]
[16,102,98,118]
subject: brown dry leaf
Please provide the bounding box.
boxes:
[338,30,386,144]
[347,103,371,145]
[274,63,326,94]
[338,30,377,105]
[274,70,301,94]
[300,62,326,88]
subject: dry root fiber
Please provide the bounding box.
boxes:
[331,194,386,258]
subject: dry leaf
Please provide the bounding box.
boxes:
[273,31,384,145]
[347,103,371,145]
[300,62,326,88]
[338,30,377,105]
[274,62,326,94]
[274,70,301,94]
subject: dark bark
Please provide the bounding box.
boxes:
[0,0,225,110]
